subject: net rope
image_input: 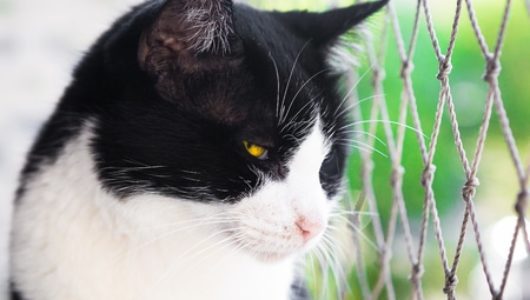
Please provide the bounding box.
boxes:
[348,0,530,299]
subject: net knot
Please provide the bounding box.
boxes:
[436,57,453,80]
[400,60,414,78]
[515,188,529,214]
[411,263,424,277]
[372,69,387,85]
[463,177,480,199]
[421,165,437,187]
[492,293,502,300]
[379,247,393,262]
[443,274,459,294]
[484,56,501,81]
[391,166,405,185]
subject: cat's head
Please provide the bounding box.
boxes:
[95,0,386,261]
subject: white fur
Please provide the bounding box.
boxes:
[325,25,371,74]
[11,120,333,300]
[184,0,234,54]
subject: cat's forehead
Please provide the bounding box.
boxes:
[138,0,387,141]
[227,6,329,138]
[234,5,323,76]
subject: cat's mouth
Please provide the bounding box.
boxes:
[227,221,326,263]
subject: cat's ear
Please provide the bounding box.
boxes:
[273,0,388,46]
[139,0,243,75]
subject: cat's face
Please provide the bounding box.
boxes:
[94,0,386,261]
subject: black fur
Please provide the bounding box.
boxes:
[15,0,387,203]
[11,0,386,299]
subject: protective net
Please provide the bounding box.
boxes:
[341,0,530,299]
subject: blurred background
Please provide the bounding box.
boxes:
[0,0,528,299]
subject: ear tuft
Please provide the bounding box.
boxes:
[181,0,235,54]
[139,0,240,75]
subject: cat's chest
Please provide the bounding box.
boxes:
[13,212,295,300]
[10,128,296,300]
[45,237,296,300]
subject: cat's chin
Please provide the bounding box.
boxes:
[249,250,299,264]
[244,243,320,264]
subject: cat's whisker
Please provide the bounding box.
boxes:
[332,62,377,119]
[335,136,380,145]
[339,119,428,138]
[313,245,331,300]
[100,166,167,174]
[332,214,373,233]
[268,52,282,119]
[144,217,239,231]
[124,228,243,297]
[339,129,387,146]
[110,219,243,265]
[336,137,386,152]
[328,218,378,252]
[321,255,341,300]
[336,142,388,158]
[179,169,201,175]
[151,230,245,291]
[279,40,311,125]
[320,234,349,297]
[280,69,329,126]
[147,209,250,231]
[281,96,319,133]
[122,159,168,168]
[333,93,386,123]
[178,232,248,276]
[201,237,251,279]
[281,116,317,135]
[308,249,323,299]
[307,252,318,297]
[330,210,378,217]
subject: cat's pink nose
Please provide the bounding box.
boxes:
[295,217,323,241]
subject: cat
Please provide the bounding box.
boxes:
[9,0,387,299]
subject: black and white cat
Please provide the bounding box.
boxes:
[9,0,387,299]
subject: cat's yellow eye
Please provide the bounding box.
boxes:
[243,141,268,160]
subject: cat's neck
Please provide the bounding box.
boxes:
[11,124,296,300]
